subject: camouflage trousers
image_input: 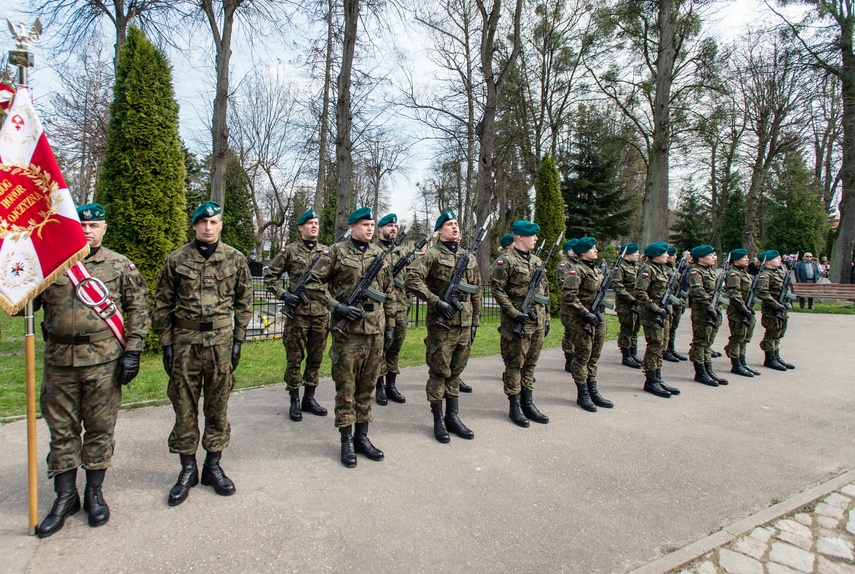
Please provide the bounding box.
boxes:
[41,360,121,478]
[668,303,685,345]
[641,316,669,372]
[561,328,575,355]
[167,343,234,455]
[689,307,722,364]
[724,311,756,358]
[759,310,788,351]
[424,326,471,402]
[381,308,409,377]
[568,322,606,384]
[329,332,383,427]
[500,326,544,395]
[616,308,640,349]
[282,313,328,391]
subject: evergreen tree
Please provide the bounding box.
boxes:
[96,26,186,307]
[561,108,634,242]
[534,155,565,312]
[720,188,747,253]
[220,153,256,254]
[669,186,711,251]
[766,152,829,256]
[319,172,338,246]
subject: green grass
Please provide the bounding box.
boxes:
[0,310,619,420]
[787,302,855,314]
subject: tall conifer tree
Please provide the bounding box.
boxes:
[534,155,565,310]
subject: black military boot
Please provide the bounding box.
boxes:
[289,388,302,421]
[168,454,198,506]
[587,380,614,408]
[630,346,643,365]
[668,340,688,361]
[201,451,236,496]
[375,376,388,406]
[764,350,787,371]
[444,397,474,439]
[711,349,722,358]
[662,341,680,362]
[458,379,473,393]
[340,426,357,468]
[575,383,597,412]
[37,469,80,538]
[385,372,406,403]
[430,402,450,443]
[564,353,574,373]
[693,362,719,386]
[83,469,109,527]
[742,356,761,376]
[656,369,681,395]
[353,422,384,461]
[705,362,728,385]
[730,357,754,377]
[301,385,328,416]
[508,394,530,427]
[775,350,795,370]
[643,370,671,398]
[621,347,642,369]
[520,389,549,423]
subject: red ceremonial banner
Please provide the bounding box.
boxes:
[0,84,89,315]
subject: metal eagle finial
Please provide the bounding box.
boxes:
[6,18,42,51]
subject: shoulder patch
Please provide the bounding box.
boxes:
[497,260,504,265]
[569,270,576,275]
[641,272,649,277]
[128,262,137,270]
[323,250,329,255]
[558,263,566,268]
[280,248,286,253]
[759,275,765,279]
[690,270,698,275]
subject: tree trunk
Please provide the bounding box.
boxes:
[205,0,237,208]
[314,0,334,213]
[335,0,359,237]
[832,23,855,283]
[113,5,127,75]
[640,0,674,247]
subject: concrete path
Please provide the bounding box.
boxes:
[1,313,853,574]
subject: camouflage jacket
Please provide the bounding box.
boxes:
[755,266,786,312]
[725,265,753,315]
[492,248,549,334]
[40,247,151,367]
[556,254,577,291]
[380,239,411,314]
[633,261,669,321]
[406,242,481,328]
[153,241,253,347]
[263,240,329,317]
[306,239,396,335]
[611,259,639,307]
[560,258,603,326]
[687,265,717,312]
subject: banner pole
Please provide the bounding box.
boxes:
[24,300,38,536]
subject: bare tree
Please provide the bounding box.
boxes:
[334,0,359,236]
[807,71,843,211]
[355,128,408,217]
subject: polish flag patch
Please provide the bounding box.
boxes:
[641,272,649,277]
[497,260,504,265]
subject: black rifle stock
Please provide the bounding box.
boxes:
[776,251,799,319]
[280,229,351,319]
[512,231,564,334]
[708,253,732,325]
[657,258,688,325]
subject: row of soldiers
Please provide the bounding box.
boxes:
[32,201,794,538]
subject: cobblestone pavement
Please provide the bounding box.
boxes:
[675,483,855,574]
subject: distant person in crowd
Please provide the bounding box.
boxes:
[819,256,830,278]
[793,252,820,309]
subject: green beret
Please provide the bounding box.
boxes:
[729,248,748,260]
[511,220,540,236]
[434,210,457,232]
[667,246,677,256]
[644,241,669,258]
[296,209,319,226]
[574,236,596,254]
[377,213,397,227]
[77,203,105,221]
[563,238,578,252]
[348,206,373,225]
[500,233,514,248]
[621,242,639,255]
[690,244,714,259]
[758,249,779,261]
[192,201,222,225]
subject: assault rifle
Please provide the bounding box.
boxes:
[584,245,629,335]
[280,229,351,320]
[707,252,732,325]
[434,214,493,330]
[512,231,564,334]
[392,236,429,290]
[658,257,688,324]
[776,251,799,319]
[329,230,407,338]
[743,253,773,325]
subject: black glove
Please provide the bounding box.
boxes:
[514,311,531,324]
[435,300,455,320]
[778,303,788,313]
[162,345,174,376]
[742,308,755,319]
[116,351,141,386]
[584,311,600,326]
[630,302,638,314]
[231,340,242,370]
[470,325,478,343]
[383,327,394,352]
[281,291,300,307]
[655,307,668,320]
[334,303,364,321]
[545,321,550,337]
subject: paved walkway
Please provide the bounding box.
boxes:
[1,313,854,574]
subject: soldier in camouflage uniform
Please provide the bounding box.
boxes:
[556,238,578,373]
[633,241,680,399]
[375,213,408,405]
[612,242,642,369]
[306,207,397,468]
[686,244,728,387]
[406,211,481,443]
[263,209,329,422]
[663,247,689,362]
[560,237,614,413]
[723,248,762,378]
[37,203,151,538]
[754,250,795,371]
[492,220,551,427]
[154,201,253,506]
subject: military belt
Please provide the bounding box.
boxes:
[45,329,115,345]
[457,294,469,302]
[174,318,232,331]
